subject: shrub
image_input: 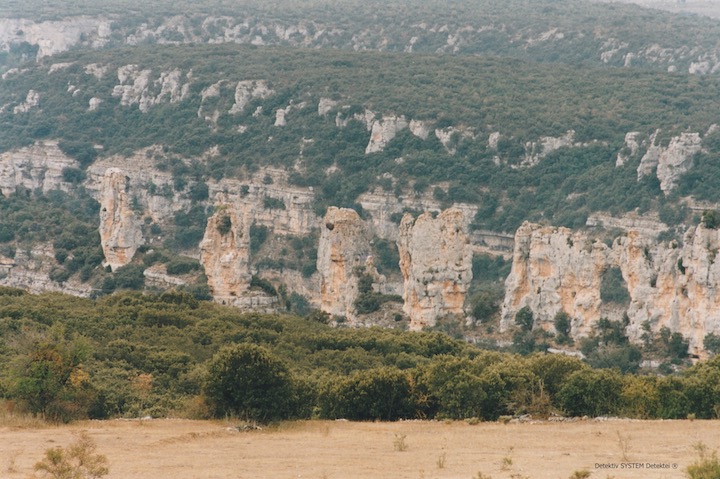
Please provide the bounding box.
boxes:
[34,432,109,479]
[558,368,624,417]
[687,443,720,479]
[600,267,630,304]
[515,306,534,331]
[216,215,232,235]
[113,264,145,290]
[320,367,416,421]
[165,257,201,275]
[204,344,294,422]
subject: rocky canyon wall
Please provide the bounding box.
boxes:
[502,221,720,354]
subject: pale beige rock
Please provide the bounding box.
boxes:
[98,168,144,270]
[0,140,78,196]
[316,207,376,321]
[397,208,473,329]
[228,80,274,114]
[522,130,575,167]
[656,132,702,193]
[502,221,720,355]
[637,130,703,193]
[112,66,190,113]
[616,131,641,167]
[318,98,338,116]
[13,90,40,114]
[199,205,252,305]
[366,115,409,153]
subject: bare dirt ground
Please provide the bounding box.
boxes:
[1,418,717,479]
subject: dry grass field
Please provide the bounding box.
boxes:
[1,417,718,479]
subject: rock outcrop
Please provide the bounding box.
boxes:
[616,131,641,167]
[397,208,473,329]
[0,243,92,296]
[365,115,409,154]
[501,222,612,338]
[199,204,252,305]
[637,130,703,193]
[521,130,576,167]
[98,169,144,270]
[316,207,377,321]
[502,221,720,355]
[13,90,40,114]
[228,80,274,114]
[111,66,191,113]
[0,140,78,196]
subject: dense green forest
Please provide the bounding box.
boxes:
[0,288,716,423]
[1,44,719,234]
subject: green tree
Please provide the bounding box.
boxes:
[558,368,624,417]
[204,344,294,422]
[320,367,416,421]
[12,331,95,422]
[515,306,534,331]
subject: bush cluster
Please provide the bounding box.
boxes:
[1,291,719,423]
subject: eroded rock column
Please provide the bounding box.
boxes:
[397,208,472,329]
[199,205,252,304]
[99,168,144,270]
[317,207,375,321]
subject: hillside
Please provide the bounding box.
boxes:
[3,0,720,359]
[4,0,720,75]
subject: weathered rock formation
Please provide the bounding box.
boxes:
[521,130,576,167]
[229,80,274,114]
[111,66,191,113]
[316,207,377,321]
[13,90,40,114]
[0,242,92,296]
[98,168,144,270]
[637,130,703,193]
[199,205,252,305]
[397,208,473,329]
[502,221,720,355]
[0,140,78,196]
[616,131,641,167]
[365,115,409,154]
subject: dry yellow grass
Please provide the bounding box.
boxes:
[1,418,717,478]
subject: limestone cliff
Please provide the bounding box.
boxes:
[98,168,144,270]
[199,204,252,305]
[502,221,720,355]
[397,208,473,329]
[0,140,78,196]
[316,207,377,321]
[501,222,612,338]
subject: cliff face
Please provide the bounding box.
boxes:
[502,221,720,354]
[501,222,612,338]
[98,168,144,271]
[199,204,252,305]
[397,208,473,330]
[316,207,376,321]
[0,140,78,196]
